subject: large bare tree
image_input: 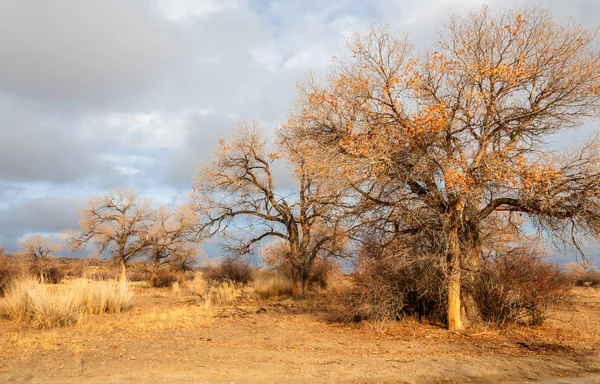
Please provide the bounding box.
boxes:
[283,7,600,329]
[68,189,153,282]
[193,123,347,298]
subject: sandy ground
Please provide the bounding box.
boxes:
[0,284,599,384]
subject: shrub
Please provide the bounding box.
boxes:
[29,264,65,284]
[149,270,181,288]
[308,258,341,290]
[0,259,17,296]
[204,259,253,285]
[345,242,447,323]
[566,263,600,287]
[474,252,571,325]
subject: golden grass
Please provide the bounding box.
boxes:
[251,273,293,299]
[0,278,133,328]
[207,281,243,305]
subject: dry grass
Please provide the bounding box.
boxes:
[207,281,243,305]
[0,278,133,328]
[72,279,133,315]
[251,273,293,299]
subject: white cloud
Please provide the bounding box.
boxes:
[155,0,240,22]
[82,108,215,149]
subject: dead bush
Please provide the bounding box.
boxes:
[346,243,447,323]
[307,258,342,290]
[29,264,65,284]
[474,252,571,325]
[128,271,151,282]
[0,266,13,296]
[204,259,253,285]
[149,270,182,288]
[566,262,600,287]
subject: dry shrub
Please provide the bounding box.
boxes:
[204,259,253,285]
[0,267,11,296]
[149,270,182,288]
[566,262,600,287]
[264,250,342,293]
[128,271,151,282]
[0,257,17,296]
[0,278,134,328]
[474,252,571,325]
[29,264,65,284]
[307,258,342,290]
[251,270,293,299]
[346,244,447,323]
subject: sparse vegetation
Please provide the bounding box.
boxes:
[251,271,294,299]
[204,258,254,285]
[0,277,133,328]
[149,270,181,288]
[474,252,571,325]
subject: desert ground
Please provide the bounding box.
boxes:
[0,274,599,384]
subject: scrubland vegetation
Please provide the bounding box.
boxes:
[3,4,600,382]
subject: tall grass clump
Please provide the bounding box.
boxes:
[0,278,134,328]
[207,281,243,305]
[72,279,133,314]
[0,278,80,328]
[252,271,293,299]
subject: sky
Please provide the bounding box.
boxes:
[1,0,600,266]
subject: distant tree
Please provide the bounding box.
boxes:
[283,7,600,329]
[193,123,347,298]
[18,234,62,260]
[68,189,153,282]
[147,204,200,270]
[18,234,63,281]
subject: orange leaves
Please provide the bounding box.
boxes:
[408,103,449,136]
[444,168,470,191]
[517,163,563,192]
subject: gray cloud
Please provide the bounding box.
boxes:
[0,195,84,250]
[0,103,109,183]
[0,0,188,109]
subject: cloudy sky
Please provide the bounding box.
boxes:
[1,0,599,264]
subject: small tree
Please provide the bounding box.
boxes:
[18,234,62,260]
[193,123,347,298]
[18,234,62,281]
[146,204,199,270]
[68,189,153,282]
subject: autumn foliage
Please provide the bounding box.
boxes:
[281,6,600,329]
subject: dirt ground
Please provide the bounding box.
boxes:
[0,282,599,384]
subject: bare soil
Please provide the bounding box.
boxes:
[0,284,599,383]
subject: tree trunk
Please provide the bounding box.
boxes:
[119,257,127,283]
[460,233,481,326]
[447,224,464,331]
[291,266,308,300]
